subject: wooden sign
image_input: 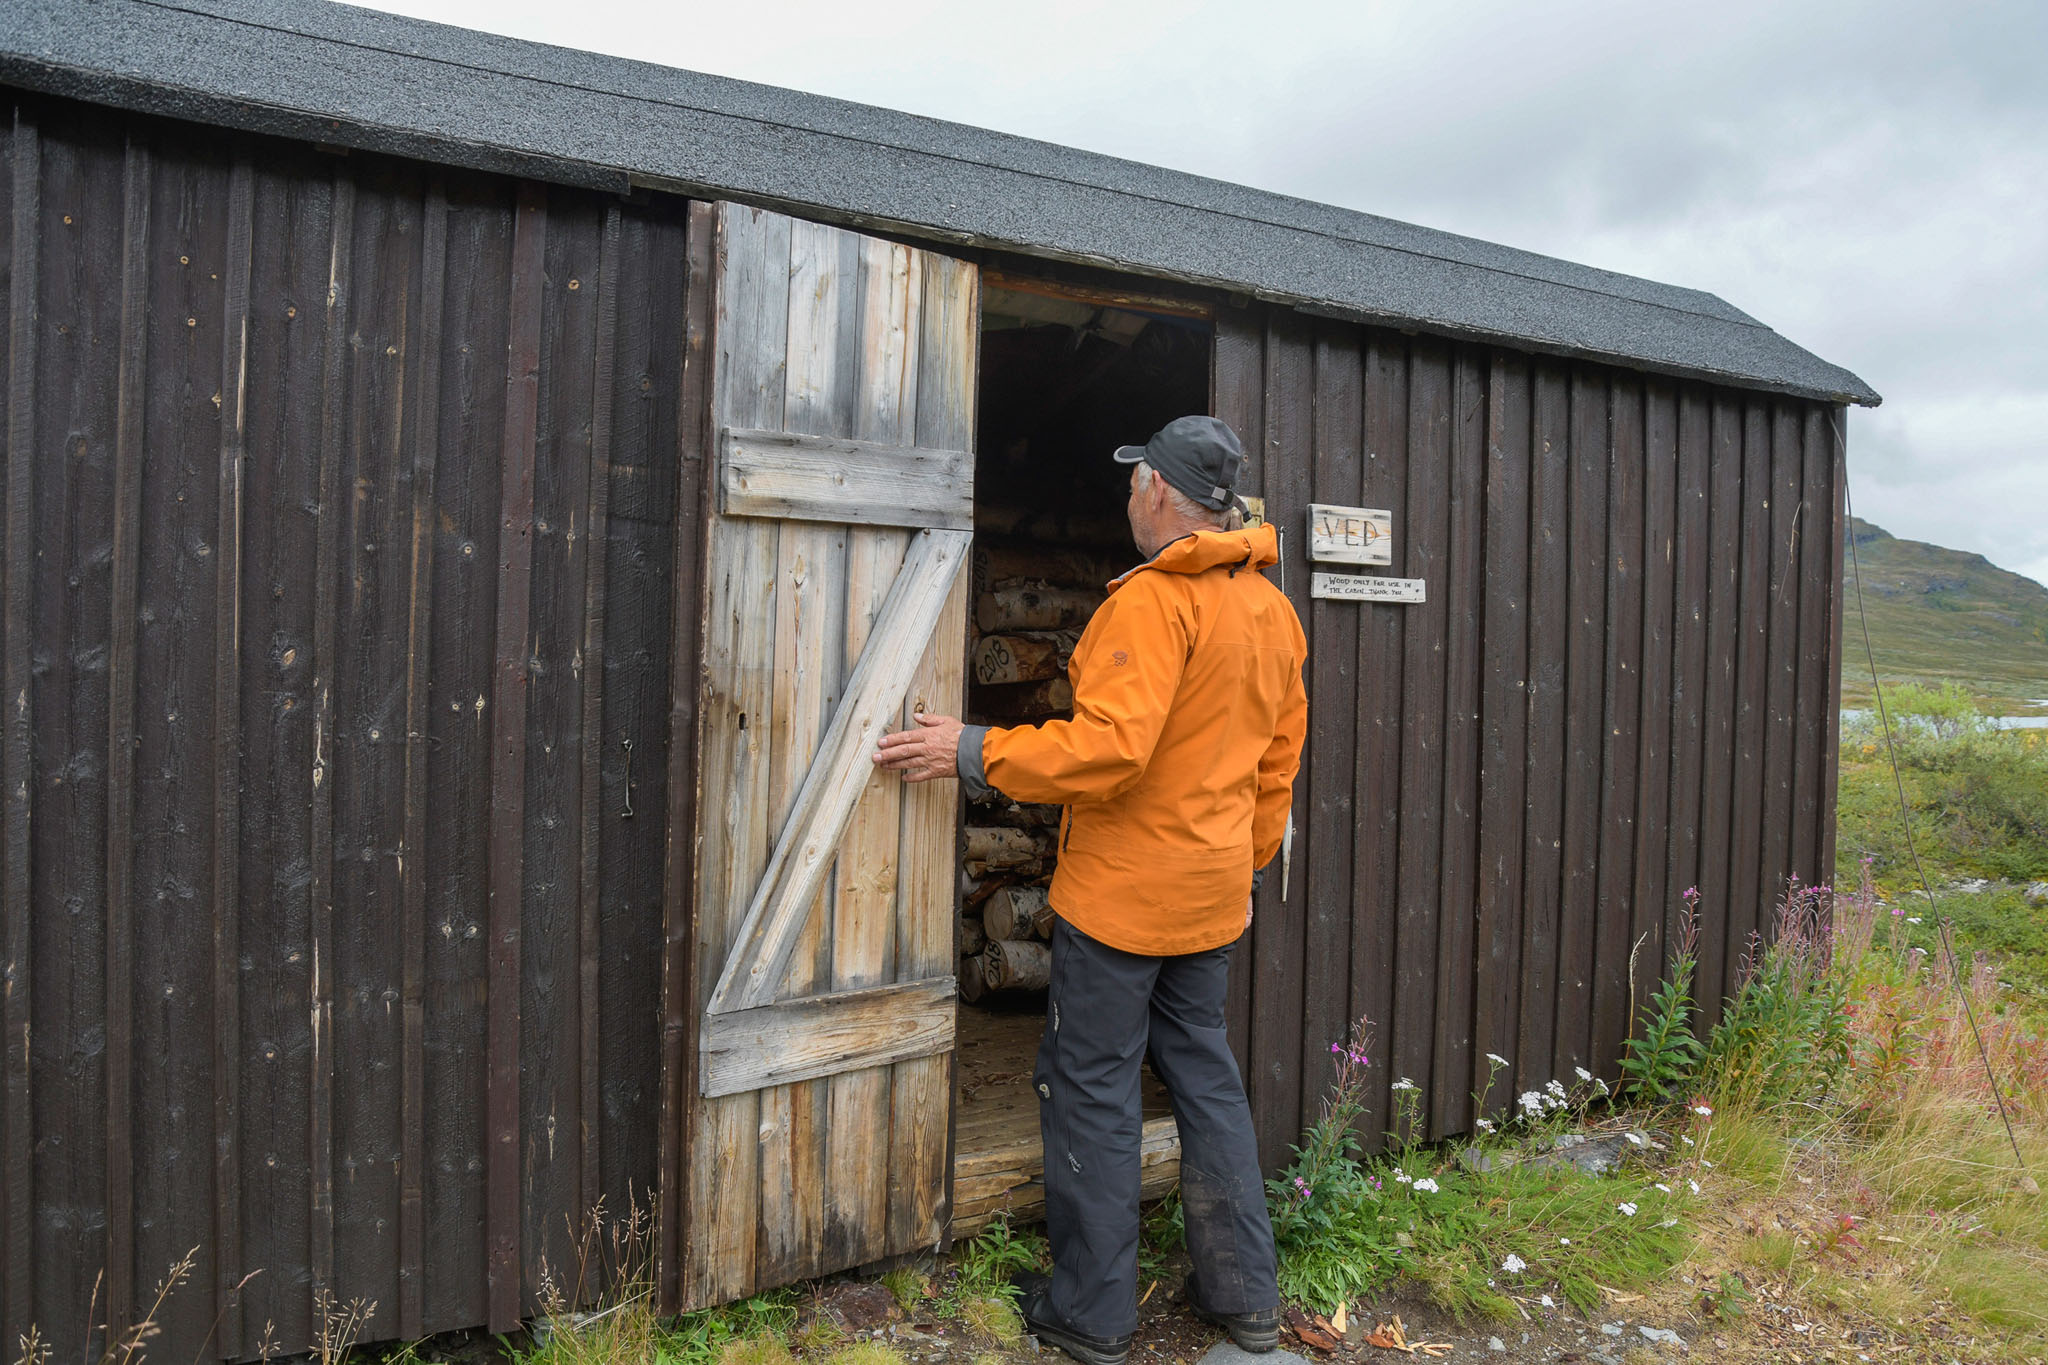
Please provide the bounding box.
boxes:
[1308,503,1392,565]
[1312,573,1425,604]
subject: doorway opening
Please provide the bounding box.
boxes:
[950,275,1212,1236]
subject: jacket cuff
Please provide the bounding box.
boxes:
[1251,861,1270,894]
[959,724,993,800]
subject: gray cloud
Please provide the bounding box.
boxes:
[363,0,2048,586]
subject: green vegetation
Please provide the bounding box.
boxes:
[1838,517,2048,715]
[1836,685,2048,1012]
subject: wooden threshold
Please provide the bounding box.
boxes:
[950,1006,1180,1238]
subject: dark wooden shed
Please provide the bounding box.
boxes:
[0,1,1878,1360]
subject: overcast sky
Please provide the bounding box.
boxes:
[358,0,2048,590]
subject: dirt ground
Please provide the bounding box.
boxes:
[806,1238,2003,1365]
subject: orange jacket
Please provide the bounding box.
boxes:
[976,523,1308,955]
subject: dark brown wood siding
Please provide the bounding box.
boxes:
[1215,307,1845,1170]
[0,95,701,1360]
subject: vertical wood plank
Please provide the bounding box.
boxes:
[1554,370,1608,1078]
[659,198,718,1314]
[1818,408,1849,888]
[1299,322,1360,1128]
[1695,396,1745,1020]
[1350,336,1406,1149]
[888,248,975,1252]
[133,139,230,1357]
[1250,310,1312,1165]
[518,194,604,1300]
[420,180,514,1329]
[237,149,331,1353]
[1630,382,1677,1029]
[103,132,146,1350]
[575,204,621,1242]
[1392,342,1450,1132]
[755,217,851,1285]
[331,170,418,1333]
[395,180,447,1340]
[211,151,255,1354]
[307,166,355,1329]
[1430,349,1485,1135]
[684,202,790,1309]
[1663,389,1711,969]
[0,109,34,1345]
[1473,354,1530,1113]
[486,180,545,1331]
[1591,378,1642,1078]
[1515,364,1568,1093]
[1789,406,1831,894]
[824,232,918,1267]
[1757,405,1804,927]
[1724,403,1775,991]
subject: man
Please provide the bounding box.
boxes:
[872,415,1309,1365]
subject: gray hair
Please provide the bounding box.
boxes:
[1135,461,1245,531]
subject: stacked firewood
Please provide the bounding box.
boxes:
[956,540,1123,1000]
[956,796,1059,1002]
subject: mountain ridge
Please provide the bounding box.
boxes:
[1839,517,2048,714]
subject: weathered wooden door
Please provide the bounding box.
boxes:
[680,203,976,1306]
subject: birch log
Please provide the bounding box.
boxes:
[983,884,1053,942]
[976,584,1100,633]
[972,630,1079,686]
[983,938,1052,991]
[963,826,1048,865]
[957,951,989,1003]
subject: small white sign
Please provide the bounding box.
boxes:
[1312,573,1426,604]
[1308,503,1393,565]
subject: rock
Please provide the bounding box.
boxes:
[1952,877,1992,894]
[1527,1133,1628,1176]
[1200,1344,1310,1365]
[1601,1322,1624,1336]
[817,1281,902,1331]
[1488,1337,1506,1352]
[1639,1325,1686,1347]
[2024,881,2048,906]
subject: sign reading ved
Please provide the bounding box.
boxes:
[1308,503,1393,565]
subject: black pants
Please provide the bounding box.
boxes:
[1033,917,1279,1337]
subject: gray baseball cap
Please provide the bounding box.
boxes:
[1113,415,1246,511]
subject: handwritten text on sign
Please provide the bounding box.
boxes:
[1311,573,1426,604]
[1308,503,1393,565]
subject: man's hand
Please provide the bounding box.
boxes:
[873,711,964,783]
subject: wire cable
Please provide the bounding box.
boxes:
[1833,411,2027,1174]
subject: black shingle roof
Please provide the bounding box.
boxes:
[2,0,1878,405]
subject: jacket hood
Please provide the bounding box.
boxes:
[1114,522,1281,588]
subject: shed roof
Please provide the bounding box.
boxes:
[2,0,1878,405]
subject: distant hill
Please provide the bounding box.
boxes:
[1839,518,2048,715]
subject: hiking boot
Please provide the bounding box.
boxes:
[1182,1271,1281,1353]
[1009,1272,1132,1365]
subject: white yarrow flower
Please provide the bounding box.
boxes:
[1688,1179,1701,1195]
[1574,1066,1593,1082]
[1501,1254,1526,1274]
[1393,1169,1413,1184]
[1545,1079,1567,1098]
[1558,1237,1570,1245]
[1617,1202,1638,1217]
[1392,1077,1419,1092]
[1519,1091,1544,1113]
[1540,1295,1556,1308]
[1412,1177,1440,1194]
[1593,1078,1610,1095]
[1692,1104,1713,1117]
[1476,1117,1495,1132]
[1486,1053,1509,1067]
[1655,1183,1672,1193]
